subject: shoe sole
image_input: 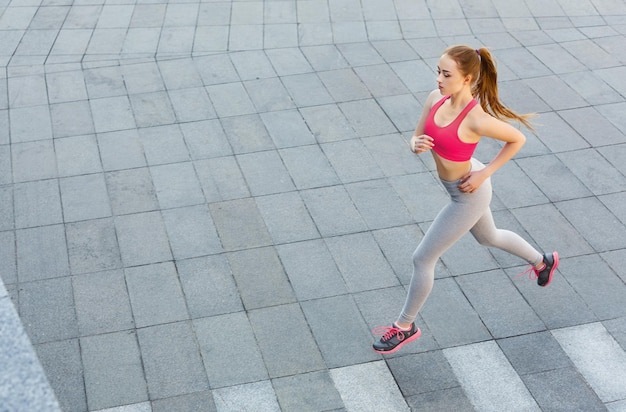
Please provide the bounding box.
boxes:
[373,328,421,355]
[540,251,559,287]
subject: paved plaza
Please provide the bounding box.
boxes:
[2,0,626,410]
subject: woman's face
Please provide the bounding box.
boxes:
[436,54,469,95]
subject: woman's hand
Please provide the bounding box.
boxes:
[458,169,488,193]
[410,134,434,154]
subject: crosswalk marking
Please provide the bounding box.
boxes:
[552,322,626,403]
[444,340,540,411]
[330,361,409,412]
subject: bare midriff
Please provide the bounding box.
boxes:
[432,152,472,182]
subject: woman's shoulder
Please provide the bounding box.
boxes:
[425,89,446,109]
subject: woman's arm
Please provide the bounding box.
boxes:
[410,89,441,154]
[459,112,526,193]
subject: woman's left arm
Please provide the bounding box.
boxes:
[459,113,526,193]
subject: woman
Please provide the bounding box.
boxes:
[372,45,559,354]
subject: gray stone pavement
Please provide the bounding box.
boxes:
[1,0,626,410]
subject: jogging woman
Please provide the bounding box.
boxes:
[372,45,559,354]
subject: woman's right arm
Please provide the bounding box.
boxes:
[410,89,440,154]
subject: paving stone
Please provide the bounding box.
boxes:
[226,247,295,310]
[19,277,77,344]
[176,255,242,319]
[330,361,409,411]
[406,386,475,412]
[497,331,572,376]
[151,391,216,412]
[326,232,399,292]
[80,331,147,411]
[420,278,492,348]
[278,145,340,190]
[345,179,414,230]
[244,77,295,113]
[255,191,319,244]
[14,180,63,228]
[302,295,380,368]
[559,255,626,320]
[509,261,599,327]
[553,322,626,403]
[371,224,429,284]
[9,105,53,143]
[114,212,172,267]
[105,168,158,216]
[16,225,69,282]
[260,109,316,148]
[340,99,398,137]
[512,203,594,258]
[168,87,216,123]
[54,135,102,177]
[180,120,232,160]
[522,367,606,411]
[457,270,545,338]
[137,321,209,399]
[212,381,280,412]
[515,154,592,202]
[125,262,188,328]
[299,104,358,143]
[220,114,275,154]
[72,270,132,336]
[236,150,296,196]
[387,350,459,397]
[97,129,146,171]
[556,197,626,252]
[322,139,385,183]
[558,148,626,196]
[209,198,272,251]
[193,312,268,388]
[560,71,624,105]
[193,54,240,86]
[206,82,256,118]
[273,371,344,412]
[318,68,371,102]
[90,96,136,133]
[150,162,205,209]
[129,91,176,128]
[300,185,368,237]
[601,248,626,284]
[377,94,422,132]
[0,232,16,285]
[193,156,250,202]
[161,205,222,260]
[444,340,540,411]
[60,173,111,222]
[491,159,549,208]
[66,218,122,275]
[50,100,95,138]
[11,140,57,183]
[362,134,424,177]
[389,172,450,223]
[34,339,83,412]
[249,303,325,378]
[276,239,347,301]
[138,124,189,165]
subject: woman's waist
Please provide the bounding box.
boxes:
[434,155,485,182]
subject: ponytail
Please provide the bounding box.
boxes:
[445,45,535,131]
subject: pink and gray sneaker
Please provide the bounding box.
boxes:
[372,323,421,354]
[518,251,559,287]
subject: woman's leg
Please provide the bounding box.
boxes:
[470,207,543,266]
[397,180,493,325]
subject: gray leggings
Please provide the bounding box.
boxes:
[398,158,543,325]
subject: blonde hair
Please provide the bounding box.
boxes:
[444,45,535,130]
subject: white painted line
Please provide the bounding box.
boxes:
[444,341,540,411]
[552,322,626,403]
[330,361,409,412]
[213,381,280,412]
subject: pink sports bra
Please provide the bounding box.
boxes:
[424,95,479,162]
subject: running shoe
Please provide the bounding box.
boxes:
[517,251,559,287]
[372,323,421,354]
